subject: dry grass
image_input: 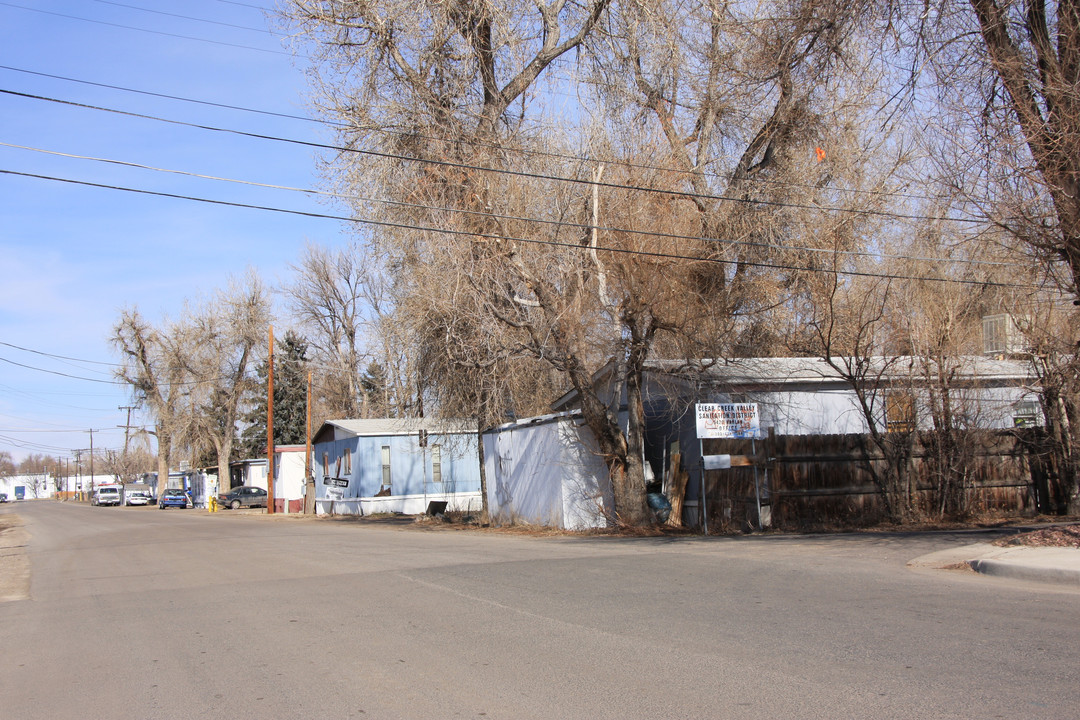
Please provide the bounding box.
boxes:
[0,513,30,602]
[993,524,1080,549]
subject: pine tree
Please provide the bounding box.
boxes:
[239,330,310,457]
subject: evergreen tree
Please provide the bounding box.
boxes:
[239,330,310,457]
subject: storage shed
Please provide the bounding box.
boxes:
[483,412,613,530]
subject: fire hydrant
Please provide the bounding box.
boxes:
[209,495,218,513]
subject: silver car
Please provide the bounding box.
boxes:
[218,486,268,509]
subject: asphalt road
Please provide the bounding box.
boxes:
[1,501,1077,719]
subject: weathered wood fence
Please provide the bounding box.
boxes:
[696,429,1049,531]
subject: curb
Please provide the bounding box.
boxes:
[967,548,1080,587]
[910,543,1080,588]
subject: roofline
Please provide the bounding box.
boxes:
[551,355,1041,408]
[315,418,479,440]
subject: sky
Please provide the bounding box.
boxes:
[0,0,347,464]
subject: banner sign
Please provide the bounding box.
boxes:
[695,403,760,439]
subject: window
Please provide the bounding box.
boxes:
[431,445,442,483]
[381,445,392,486]
[1013,400,1040,428]
[983,314,1020,355]
[885,392,916,433]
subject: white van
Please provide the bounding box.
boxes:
[92,485,123,506]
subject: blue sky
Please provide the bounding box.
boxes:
[0,0,346,463]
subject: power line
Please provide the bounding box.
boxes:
[0,340,120,367]
[88,0,271,33]
[0,427,140,433]
[0,65,319,126]
[2,139,1019,272]
[215,0,268,9]
[0,355,124,384]
[0,63,959,207]
[0,1,288,55]
[0,86,988,227]
[0,167,1045,290]
[0,433,83,453]
[0,344,245,389]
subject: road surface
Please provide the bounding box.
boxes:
[1,501,1077,719]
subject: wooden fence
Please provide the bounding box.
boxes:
[695,429,1045,532]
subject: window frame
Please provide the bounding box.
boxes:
[431,444,442,483]
[381,445,392,486]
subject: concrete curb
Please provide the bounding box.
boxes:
[910,542,1080,587]
[967,547,1080,587]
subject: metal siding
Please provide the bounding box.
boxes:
[315,430,481,500]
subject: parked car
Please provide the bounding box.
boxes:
[158,488,191,509]
[218,486,267,510]
[92,485,123,506]
[125,489,152,506]
[0,493,7,503]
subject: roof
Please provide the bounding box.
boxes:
[483,410,585,435]
[317,418,478,440]
[674,356,1037,386]
[552,355,1038,410]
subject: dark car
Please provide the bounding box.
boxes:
[158,488,190,509]
[0,493,7,503]
[218,486,267,510]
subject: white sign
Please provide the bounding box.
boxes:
[702,454,732,470]
[696,403,760,439]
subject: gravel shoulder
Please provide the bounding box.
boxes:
[0,513,30,602]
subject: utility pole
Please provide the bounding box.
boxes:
[118,405,136,456]
[266,325,275,515]
[74,449,83,501]
[305,370,312,515]
[118,405,137,484]
[88,428,95,494]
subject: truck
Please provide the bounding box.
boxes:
[91,484,123,506]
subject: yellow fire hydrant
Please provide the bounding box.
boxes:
[209,495,218,513]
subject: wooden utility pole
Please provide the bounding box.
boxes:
[266,325,275,515]
[74,449,83,500]
[305,369,312,515]
[88,428,95,493]
[118,405,136,457]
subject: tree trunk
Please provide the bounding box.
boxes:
[155,422,170,498]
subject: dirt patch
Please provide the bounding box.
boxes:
[0,514,30,602]
[993,524,1080,549]
[939,561,976,573]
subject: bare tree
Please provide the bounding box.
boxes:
[282,243,370,419]
[961,0,1080,299]
[891,0,1080,513]
[592,0,887,328]
[1013,299,1080,513]
[180,271,271,493]
[0,451,15,478]
[796,262,922,521]
[890,224,1006,518]
[285,0,679,524]
[283,0,905,525]
[113,309,189,497]
[98,443,155,487]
